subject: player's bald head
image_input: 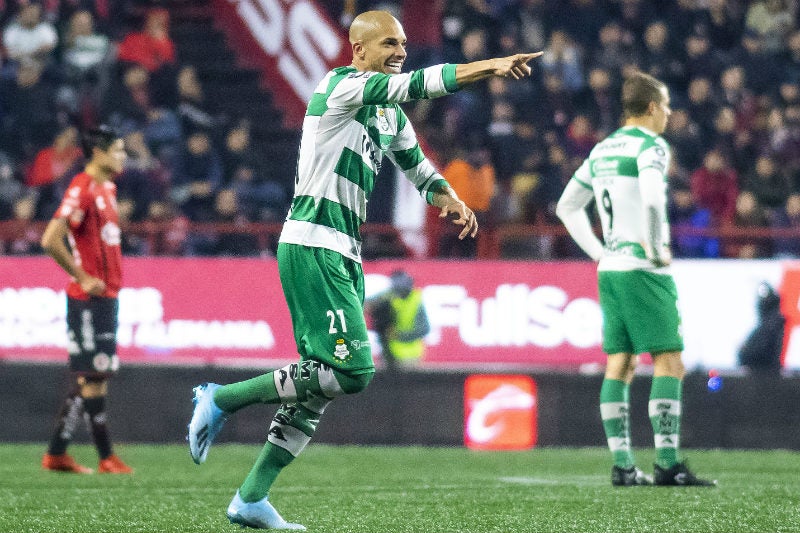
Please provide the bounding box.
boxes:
[349,10,403,44]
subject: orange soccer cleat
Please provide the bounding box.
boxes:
[42,453,94,474]
[98,454,134,474]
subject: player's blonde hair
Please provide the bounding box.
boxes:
[622,71,666,118]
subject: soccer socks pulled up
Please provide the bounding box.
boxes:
[600,379,635,468]
[239,400,329,503]
[213,362,373,413]
[47,393,83,456]
[83,396,112,460]
[649,376,682,469]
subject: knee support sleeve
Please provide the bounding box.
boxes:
[266,402,329,458]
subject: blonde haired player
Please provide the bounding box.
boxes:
[556,71,715,487]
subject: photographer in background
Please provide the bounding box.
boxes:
[366,269,431,371]
[738,282,785,375]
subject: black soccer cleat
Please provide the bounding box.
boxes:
[611,465,653,486]
[654,461,717,487]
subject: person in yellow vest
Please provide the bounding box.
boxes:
[366,270,431,370]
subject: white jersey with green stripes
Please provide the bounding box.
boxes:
[279,64,460,262]
[572,125,671,272]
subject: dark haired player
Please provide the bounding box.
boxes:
[40,126,133,474]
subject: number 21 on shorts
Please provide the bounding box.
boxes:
[327,309,348,334]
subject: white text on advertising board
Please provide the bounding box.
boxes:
[423,284,602,349]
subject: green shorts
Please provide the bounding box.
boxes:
[277,243,374,375]
[597,270,684,356]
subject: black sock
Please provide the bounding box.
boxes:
[83,396,112,459]
[47,393,83,456]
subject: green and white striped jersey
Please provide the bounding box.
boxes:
[279,64,460,262]
[572,125,671,271]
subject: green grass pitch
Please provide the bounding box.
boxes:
[1,444,799,533]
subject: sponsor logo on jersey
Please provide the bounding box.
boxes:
[350,339,370,350]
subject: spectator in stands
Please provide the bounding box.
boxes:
[116,8,177,106]
[686,76,718,139]
[2,2,58,76]
[744,0,795,56]
[592,21,636,78]
[682,32,724,88]
[171,131,222,222]
[772,193,800,257]
[669,186,720,258]
[743,155,791,216]
[564,114,597,162]
[6,193,41,254]
[730,190,770,258]
[60,9,111,86]
[205,188,260,257]
[175,65,224,136]
[220,120,257,185]
[103,65,183,160]
[711,106,755,172]
[769,104,800,177]
[230,164,287,223]
[578,67,621,139]
[222,122,287,223]
[541,29,584,93]
[718,66,757,131]
[780,29,800,83]
[690,149,739,227]
[663,108,703,177]
[0,60,60,161]
[117,8,175,74]
[731,30,781,94]
[115,128,167,221]
[0,150,24,220]
[26,125,82,220]
[538,71,575,132]
[439,138,496,257]
[700,0,745,52]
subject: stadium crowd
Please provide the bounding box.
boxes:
[2,0,800,259]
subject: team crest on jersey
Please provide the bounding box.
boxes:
[333,338,351,362]
[376,108,390,132]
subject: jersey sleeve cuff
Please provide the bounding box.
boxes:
[425,178,450,204]
[442,64,460,92]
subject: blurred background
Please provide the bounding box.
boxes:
[0,0,799,450]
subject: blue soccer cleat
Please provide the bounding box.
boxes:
[226,490,306,530]
[187,383,227,464]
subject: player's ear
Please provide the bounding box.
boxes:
[352,41,365,60]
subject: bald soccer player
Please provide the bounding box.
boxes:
[187,11,541,530]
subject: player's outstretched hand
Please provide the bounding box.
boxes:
[492,52,543,79]
[440,200,478,240]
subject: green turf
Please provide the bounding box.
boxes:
[2,444,799,533]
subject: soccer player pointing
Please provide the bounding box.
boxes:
[188,10,541,530]
[41,126,133,475]
[556,72,715,487]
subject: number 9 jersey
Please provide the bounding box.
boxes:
[571,125,672,272]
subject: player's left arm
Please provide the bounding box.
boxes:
[638,140,671,267]
[384,108,477,240]
[40,217,106,295]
